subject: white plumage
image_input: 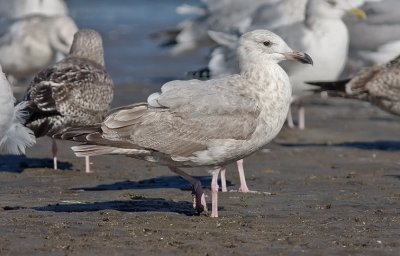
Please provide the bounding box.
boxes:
[0,15,78,82]
[0,65,35,155]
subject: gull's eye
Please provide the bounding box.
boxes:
[263,41,272,47]
[327,0,337,6]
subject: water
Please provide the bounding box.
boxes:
[66,0,206,88]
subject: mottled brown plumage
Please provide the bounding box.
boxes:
[22,29,113,172]
[24,29,114,137]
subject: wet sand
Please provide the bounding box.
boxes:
[0,93,399,255]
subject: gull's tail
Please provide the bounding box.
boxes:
[55,124,148,158]
[0,102,36,155]
[306,79,350,96]
[149,28,182,47]
[186,67,211,79]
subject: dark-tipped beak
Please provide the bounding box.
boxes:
[284,51,313,65]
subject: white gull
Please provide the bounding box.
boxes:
[0,15,78,83]
[0,0,68,18]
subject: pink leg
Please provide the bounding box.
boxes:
[169,166,207,213]
[85,156,92,173]
[298,105,305,130]
[210,168,221,218]
[233,160,272,194]
[287,106,295,129]
[236,159,250,192]
[220,168,227,192]
[52,139,58,170]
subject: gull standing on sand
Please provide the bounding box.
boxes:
[308,55,400,115]
[188,0,365,194]
[0,65,35,154]
[22,29,114,173]
[60,30,313,217]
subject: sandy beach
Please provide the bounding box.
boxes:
[1,94,399,255]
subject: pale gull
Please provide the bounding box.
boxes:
[59,30,313,217]
[189,0,366,194]
[308,55,400,116]
[22,29,114,173]
[0,0,68,18]
[0,15,78,84]
[0,64,35,154]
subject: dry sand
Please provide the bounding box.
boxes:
[0,95,399,255]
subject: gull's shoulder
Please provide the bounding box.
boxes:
[29,56,110,89]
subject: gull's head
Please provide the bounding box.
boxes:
[238,30,313,65]
[69,29,105,67]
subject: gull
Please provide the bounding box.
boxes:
[59,30,313,217]
[0,0,68,18]
[0,64,35,154]
[307,55,400,115]
[22,29,114,173]
[188,0,366,194]
[0,15,78,84]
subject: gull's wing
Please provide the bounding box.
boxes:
[90,76,260,158]
[25,57,113,136]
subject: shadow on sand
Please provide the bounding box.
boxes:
[31,198,202,215]
[0,155,72,172]
[280,140,400,151]
[71,175,233,191]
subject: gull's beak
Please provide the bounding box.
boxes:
[283,51,313,65]
[347,8,367,19]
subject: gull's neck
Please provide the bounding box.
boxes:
[239,57,288,86]
[70,44,105,67]
[305,1,343,28]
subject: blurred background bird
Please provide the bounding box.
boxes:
[0,0,77,89]
[0,64,35,155]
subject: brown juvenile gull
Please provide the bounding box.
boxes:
[60,30,313,217]
[307,55,400,116]
[22,29,114,172]
[0,64,35,154]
